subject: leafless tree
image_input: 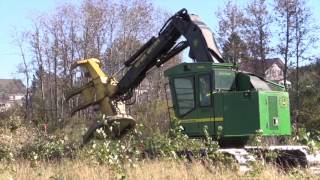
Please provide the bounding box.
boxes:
[291,0,317,125]
[245,0,271,76]
[15,32,31,121]
[274,0,296,89]
[216,0,248,49]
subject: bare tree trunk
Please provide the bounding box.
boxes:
[17,36,30,122]
[295,9,300,125]
[46,48,54,123]
[33,26,47,123]
[284,6,289,90]
[53,39,58,125]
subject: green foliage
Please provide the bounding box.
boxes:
[222,32,250,63]
[0,106,23,130]
[82,140,127,177]
[202,125,219,154]
[201,125,236,168]
[0,144,14,162]
[145,119,203,159]
[264,150,278,163]
[289,62,320,140]
[77,119,224,177]
[216,125,223,140]
[78,124,145,177]
[247,129,264,146]
[19,135,75,161]
[292,128,318,151]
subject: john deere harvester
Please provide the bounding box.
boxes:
[65,9,320,172]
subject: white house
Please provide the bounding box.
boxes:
[239,58,291,87]
[265,63,283,81]
[0,79,26,111]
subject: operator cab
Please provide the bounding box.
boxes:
[165,62,235,117]
[165,62,291,146]
[165,62,235,136]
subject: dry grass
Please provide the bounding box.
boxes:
[0,160,115,180]
[0,160,316,180]
[125,160,294,180]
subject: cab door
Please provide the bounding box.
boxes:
[171,76,199,135]
[196,73,215,136]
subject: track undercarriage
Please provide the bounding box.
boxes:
[217,145,320,174]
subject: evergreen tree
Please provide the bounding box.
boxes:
[222,32,249,64]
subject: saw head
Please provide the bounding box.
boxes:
[104,114,136,138]
[66,58,137,143]
[82,114,136,145]
[102,101,136,138]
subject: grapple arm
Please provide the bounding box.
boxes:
[66,59,135,144]
[65,58,118,116]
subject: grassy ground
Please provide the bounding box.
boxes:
[0,114,318,180]
[0,160,317,180]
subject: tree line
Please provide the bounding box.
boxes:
[217,0,316,79]
[16,0,180,129]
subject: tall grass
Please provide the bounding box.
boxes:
[0,160,315,180]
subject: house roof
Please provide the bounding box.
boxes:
[239,58,284,74]
[0,79,26,94]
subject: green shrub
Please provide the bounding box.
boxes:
[79,126,143,177]
[0,144,14,162]
[0,108,23,131]
[144,120,203,159]
[19,134,76,161]
[293,128,318,151]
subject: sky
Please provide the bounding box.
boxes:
[0,0,319,81]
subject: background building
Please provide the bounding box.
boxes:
[0,79,26,111]
[239,58,291,87]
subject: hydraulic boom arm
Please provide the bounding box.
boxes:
[116,8,223,97]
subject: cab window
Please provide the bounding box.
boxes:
[215,69,235,90]
[173,77,195,116]
[199,74,211,106]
